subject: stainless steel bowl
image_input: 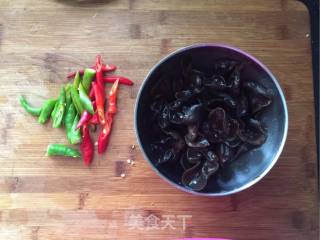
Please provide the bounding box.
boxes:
[135,44,288,196]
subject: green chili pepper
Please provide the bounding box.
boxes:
[73,71,81,90]
[38,99,57,124]
[71,71,85,115]
[82,68,96,94]
[65,104,81,144]
[19,96,42,116]
[70,87,84,115]
[51,101,59,119]
[65,104,76,130]
[47,144,81,157]
[65,84,72,109]
[69,114,81,144]
[63,84,72,126]
[52,87,66,128]
[79,82,94,114]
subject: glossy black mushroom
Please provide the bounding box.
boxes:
[185,135,210,148]
[218,143,235,165]
[150,96,165,114]
[175,90,195,101]
[149,57,272,192]
[226,63,243,95]
[182,150,219,191]
[208,107,227,133]
[158,150,175,165]
[238,118,267,146]
[170,104,204,125]
[236,94,249,117]
[165,130,186,152]
[223,118,239,141]
[185,124,199,142]
[180,148,202,170]
[189,70,205,94]
[201,121,221,143]
[204,75,226,91]
[157,130,185,165]
[243,81,272,114]
[206,93,237,112]
[157,105,171,129]
[168,99,183,111]
[213,59,238,77]
[224,136,242,148]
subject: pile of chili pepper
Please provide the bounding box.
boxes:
[20,55,134,166]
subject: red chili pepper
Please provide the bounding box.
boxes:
[67,64,117,78]
[98,79,119,154]
[107,79,119,115]
[80,124,94,166]
[103,76,134,86]
[92,82,105,124]
[76,110,92,130]
[98,117,113,154]
[89,112,99,125]
[95,55,106,124]
[89,87,95,100]
[92,100,97,111]
[95,55,105,89]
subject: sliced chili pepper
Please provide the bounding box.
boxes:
[92,81,105,124]
[103,64,117,73]
[73,71,81,90]
[38,99,57,124]
[76,110,92,130]
[70,87,84,115]
[63,84,72,125]
[107,79,119,115]
[82,68,96,94]
[65,104,81,144]
[51,100,59,119]
[103,76,134,86]
[92,101,97,111]
[65,84,73,109]
[98,117,113,153]
[79,83,94,114]
[19,96,42,117]
[89,112,99,125]
[70,114,82,144]
[80,124,94,166]
[47,144,81,158]
[89,86,95,100]
[52,87,66,128]
[93,57,106,123]
[67,64,117,78]
[70,71,85,115]
[65,104,76,131]
[96,57,105,96]
[98,79,119,153]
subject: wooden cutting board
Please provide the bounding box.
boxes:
[0,0,317,239]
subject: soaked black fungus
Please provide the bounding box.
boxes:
[149,57,272,191]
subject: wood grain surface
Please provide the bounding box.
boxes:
[0,0,318,239]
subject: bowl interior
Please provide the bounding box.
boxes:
[135,45,287,195]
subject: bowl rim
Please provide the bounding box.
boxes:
[134,43,289,196]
